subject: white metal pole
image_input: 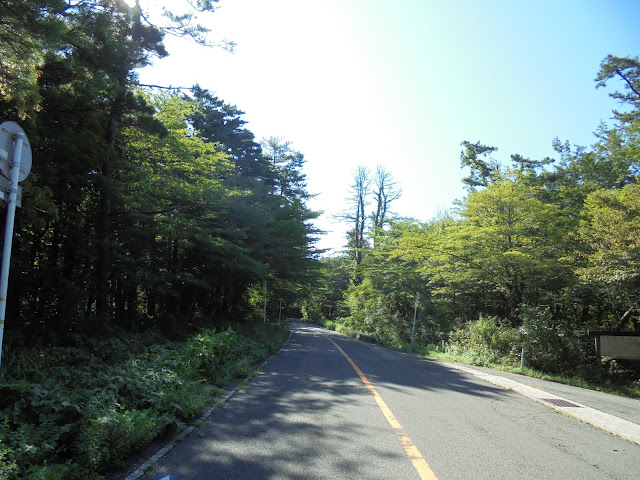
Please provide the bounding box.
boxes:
[0,131,23,372]
[411,292,419,345]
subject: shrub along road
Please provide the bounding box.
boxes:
[136,323,640,479]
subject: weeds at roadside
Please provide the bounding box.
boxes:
[0,321,290,479]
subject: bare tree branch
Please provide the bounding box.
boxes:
[137,83,191,90]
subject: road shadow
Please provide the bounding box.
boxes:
[139,323,418,479]
[313,323,508,401]
[136,322,640,480]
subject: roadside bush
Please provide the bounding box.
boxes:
[447,309,603,379]
[76,403,164,472]
[335,323,359,338]
[448,316,522,366]
[24,460,101,480]
[0,322,289,479]
[518,306,589,374]
[187,328,240,382]
[231,321,289,355]
[317,319,338,331]
[0,436,18,479]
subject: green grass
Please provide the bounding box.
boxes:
[315,318,338,331]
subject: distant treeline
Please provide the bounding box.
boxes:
[306,54,640,374]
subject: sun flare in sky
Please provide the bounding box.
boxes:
[137,0,640,254]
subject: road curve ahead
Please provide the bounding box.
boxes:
[140,322,640,480]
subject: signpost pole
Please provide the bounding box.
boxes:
[0,131,23,372]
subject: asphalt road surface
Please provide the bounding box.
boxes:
[139,322,640,479]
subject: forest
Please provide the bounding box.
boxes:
[0,1,318,478]
[307,53,640,381]
[0,0,639,478]
[0,0,321,340]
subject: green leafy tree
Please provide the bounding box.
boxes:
[189,86,273,184]
[427,178,572,322]
[115,91,234,328]
[578,184,640,331]
[301,255,351,321]
[260,137,310,201]
[459,140,501,190]
[0,0,67,118]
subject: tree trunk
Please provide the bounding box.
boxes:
[96,91,125,332]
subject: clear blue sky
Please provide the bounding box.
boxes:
[137,0,640,254]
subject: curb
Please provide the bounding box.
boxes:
[448,363,640,446]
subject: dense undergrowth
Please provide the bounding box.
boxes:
[0,322,289,479]
[316,317,640,399]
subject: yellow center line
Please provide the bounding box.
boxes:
[325,335,439,480]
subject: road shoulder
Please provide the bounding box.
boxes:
[443,361,640,446]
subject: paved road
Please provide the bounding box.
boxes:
[137,323,640,479]
[459,363,640,425]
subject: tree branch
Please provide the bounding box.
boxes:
[615,69,640,97]
[137,83,191,90]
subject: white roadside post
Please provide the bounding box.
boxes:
[263,279,267,323]
[411,292,420,345]
[0,122,32,373]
